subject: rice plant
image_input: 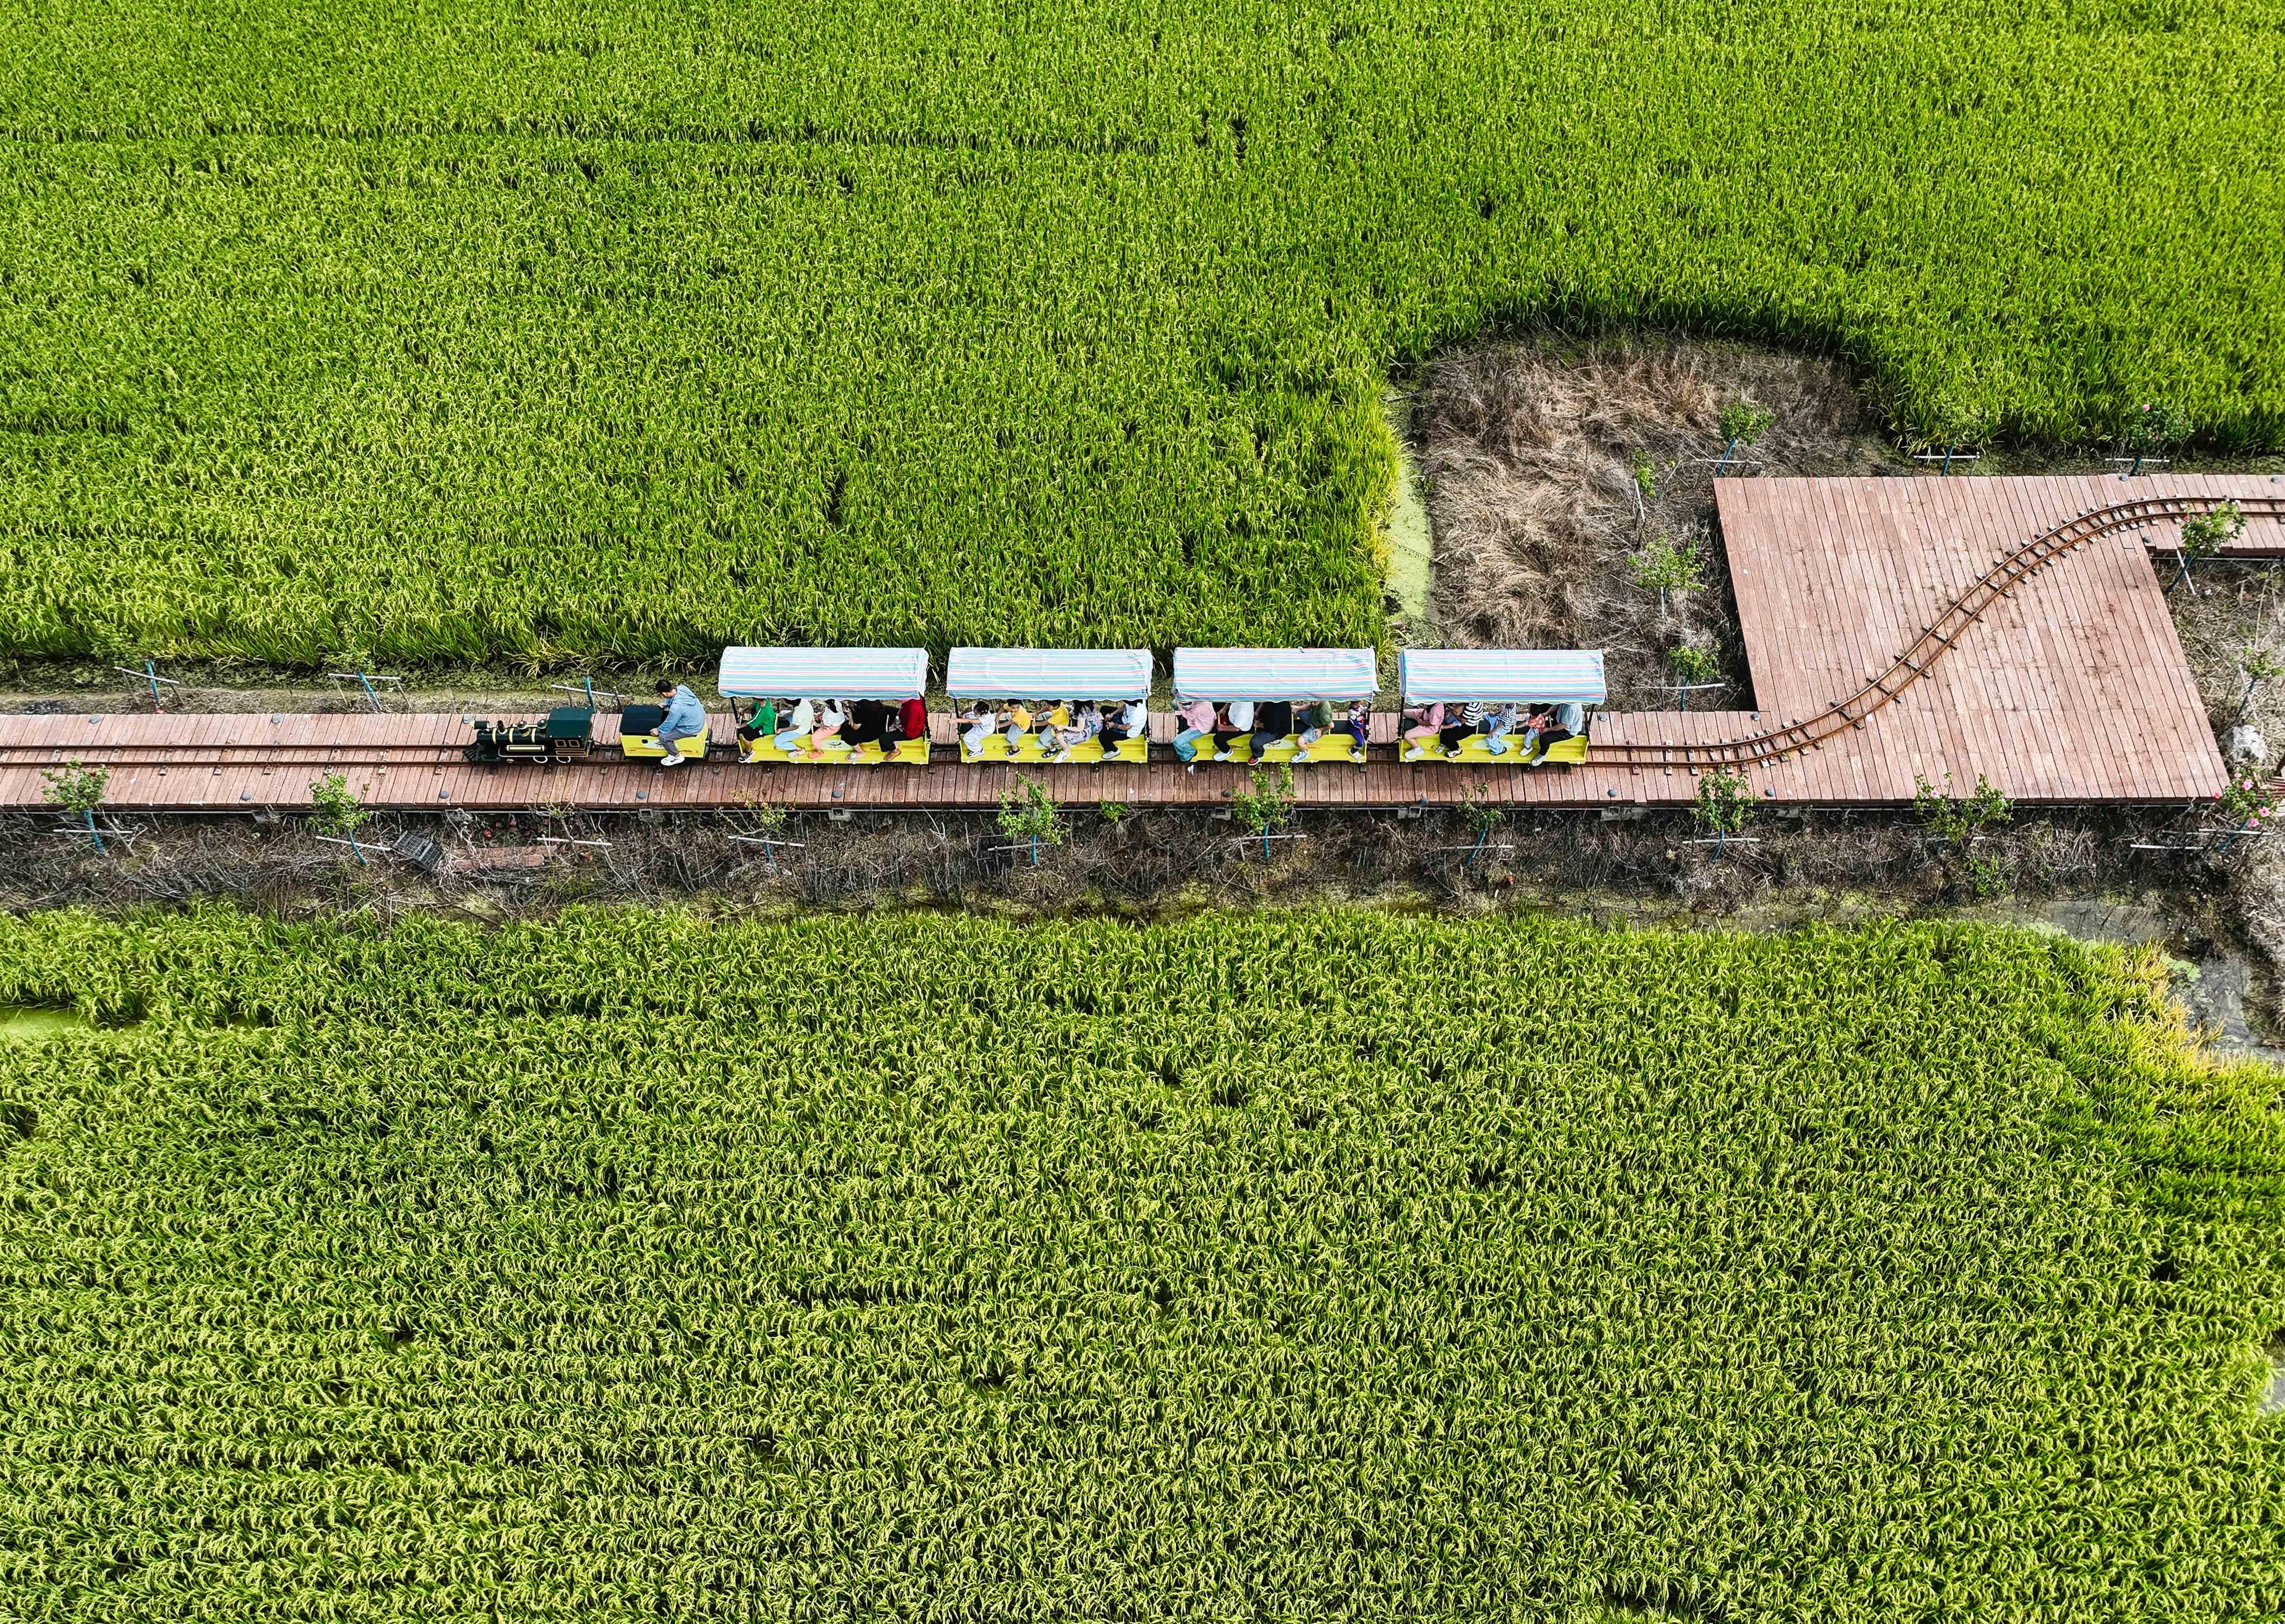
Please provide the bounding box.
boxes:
[0,907,2278,1618]
[0,0,2277,663]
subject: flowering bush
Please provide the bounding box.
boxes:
[2216,770,2278,829]
[2127,400,2192,454]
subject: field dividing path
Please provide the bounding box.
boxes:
[2,477,2277,815]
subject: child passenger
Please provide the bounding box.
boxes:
[1048,702,1102,764]
[1344,698,1372,759]
[959,700,1002,761]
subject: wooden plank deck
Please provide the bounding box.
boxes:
[1714,473,2259,806]
[0,475,2265,815]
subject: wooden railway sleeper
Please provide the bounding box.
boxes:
[1584,493,2277,771]
[33,503,2285,786]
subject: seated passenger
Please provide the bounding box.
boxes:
[1401,702,1444,760]
[1007,699,1035,741]
[958,700,1002,761]
[1173,697,1217,767]
[899,695,927,750]
[808,698,847,758]
[1345,698,1372,757]
[773,696,816,753]
[650,678,708,768]
[1483,703,1523,756]
[1292,698,1332,756]
[736,696,777,743]
[1248,699,1293,763]
[1538,702,1583,748]
[1214,699,1254,760]
[844,699,889,754]
[1108,697,1148,744]
[1048,702,1102,764]
[1438,700,1488,758]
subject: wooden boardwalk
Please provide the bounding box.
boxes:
[0,709,1788,816]
[1710,473,2276,804]
[1,475,2274,816]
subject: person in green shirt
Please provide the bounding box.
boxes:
[737,697,777,744]
[1292,698,1334,757]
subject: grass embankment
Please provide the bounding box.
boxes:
[0,907,2280,1619]
[2,0,2281,663]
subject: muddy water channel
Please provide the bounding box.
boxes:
[2019,898,2285,1065]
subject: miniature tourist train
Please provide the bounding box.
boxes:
[463,646,1604,770]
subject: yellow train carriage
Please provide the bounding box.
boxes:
[1171,647,1378,766]
[717,646,932,767]
[1397,648,1604,766]
[616,706,709,761]
[949,648,1152,765]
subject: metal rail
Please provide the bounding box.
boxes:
[0,742,469,765]
[1585,494,2285,771]
[0,734,717,771]
[2,495,2271,784]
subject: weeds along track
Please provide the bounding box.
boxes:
[1585,494,2285,771]
[1,495,2271,788]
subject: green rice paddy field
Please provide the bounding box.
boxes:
[2,0,2282,664]
[0,906,2281,1619]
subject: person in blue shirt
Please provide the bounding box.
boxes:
[651,679,707,767]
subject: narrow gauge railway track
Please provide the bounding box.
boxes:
[1584,494,2284,771]
[1,495,2271,783]
[0,741,474,769]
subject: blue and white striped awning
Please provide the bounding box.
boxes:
[716,646,928,700]
[1399,648,1606,706]
[946,648,1152,700]
[1172,648,1379,702]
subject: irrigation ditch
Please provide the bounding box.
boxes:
[5,791,2281,1056]
[9,336,2285,1052]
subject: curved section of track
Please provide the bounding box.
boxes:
[2,494,2268,785]
[1585,493,2283,771]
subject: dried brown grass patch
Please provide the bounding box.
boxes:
[1411,336,1896,710]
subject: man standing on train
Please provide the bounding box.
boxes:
[651,678,707,767]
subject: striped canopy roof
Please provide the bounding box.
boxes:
[1400,649,1606,706]
[946,648,1152,700]
[1171,648,1379,702]
[716,646,928,700]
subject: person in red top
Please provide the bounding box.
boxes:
[896,695,927,755]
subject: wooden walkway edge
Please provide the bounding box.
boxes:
[3,476,2275,816]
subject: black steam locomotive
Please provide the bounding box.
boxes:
[463,707,599,765]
